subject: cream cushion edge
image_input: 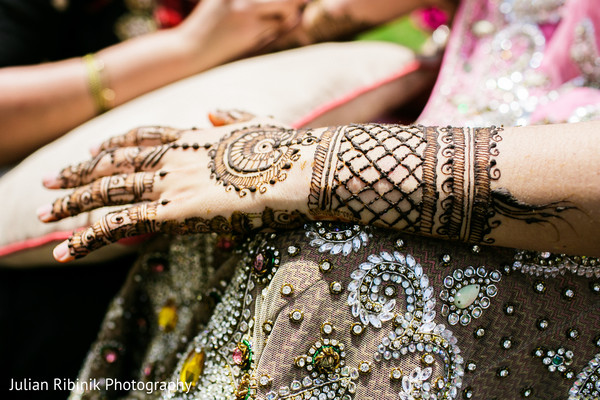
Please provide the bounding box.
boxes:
[0,41,419,267]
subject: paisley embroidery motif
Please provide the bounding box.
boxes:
[347,251,429,329]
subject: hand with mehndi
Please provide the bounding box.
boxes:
[38,115,600,262]
[37,111,321,262]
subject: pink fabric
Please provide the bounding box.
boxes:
[540,0,600,86]
[419,0,600,127]
[0,231,71,257]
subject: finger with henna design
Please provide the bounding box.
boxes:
[38,172,159,222]
[44,144,172,189]
[90,126,184,156]
[54,202,163,262]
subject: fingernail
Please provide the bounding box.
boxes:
[36,204,54,222]
[53,241,74,263]
[42,172,60,188]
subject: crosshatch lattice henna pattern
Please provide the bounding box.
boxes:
[308,124,505,242]
[309,124,428,231]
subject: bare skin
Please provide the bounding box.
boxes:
[0,0,304,166]
[267,0,457,49]
[37,113,600,262]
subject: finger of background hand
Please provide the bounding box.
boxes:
[53,201,163,262]
[38,172,162,222]
[90,126,184,156]
[44,144,172,189]
[208,109,257,126]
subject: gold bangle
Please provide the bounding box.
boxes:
[82,53,115,113]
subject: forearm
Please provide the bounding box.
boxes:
[0,29,198,166]
[288,122,600,255]
[164,121,598,254]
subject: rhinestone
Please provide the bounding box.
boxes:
[359,361,371,374]
[590,281,600,294]
[474,327,486,338]
[501,337,513,349]
[536,318,549,331]
[157,299,178,332]
[390,367,403,381]
[562,287,575,300]
[395,239,405,249]
[521,387,533,397]
[563,369,575,379]
[566,327,580,340]
[102,347,118,364]
[497,367,510,378]
[463,387,473,398]
[259,374,272,387]
[321,322,334,336]
[533,280,546,294]
[295,356,306,368]
[329,281,343,294]
[180,349,205,388]
[594,334,600,348]
[287,246,300,256]
[263,320,274,335]
[421,353,435,365]
[350,323,364,336]
[289,309,304,322]
[467,361,477,372]
[503,303,516,315]
[281,283,294,297]
[471,245,481,254]
[440,254,451,265]
[532,347,545,358]
[319,260,333,273]
[279,386,290,396]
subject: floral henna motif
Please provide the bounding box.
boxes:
[207,125,317,196]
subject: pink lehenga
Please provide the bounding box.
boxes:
[70,1,600,399]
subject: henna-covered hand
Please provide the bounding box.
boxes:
[38,113,317,262]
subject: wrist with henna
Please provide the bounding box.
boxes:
[307,123,576,245]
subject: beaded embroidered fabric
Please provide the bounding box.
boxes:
[69,228,599,400]
[69,0,600,399]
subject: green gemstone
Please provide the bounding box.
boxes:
[552,355,564,366]
[453,284,480,309]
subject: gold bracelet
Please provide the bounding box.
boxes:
[82,53,115,113]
